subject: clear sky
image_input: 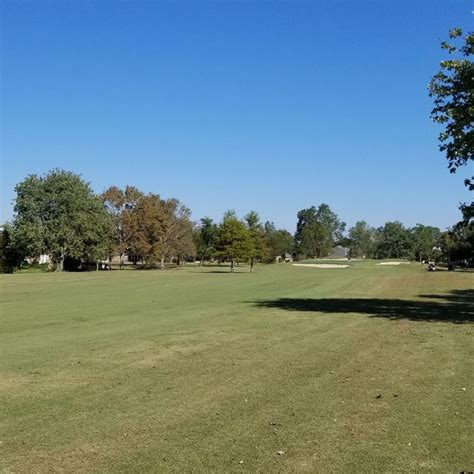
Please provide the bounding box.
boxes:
[1,0,472,232]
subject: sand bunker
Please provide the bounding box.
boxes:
[292,263,349,269]
[376,262,411,266]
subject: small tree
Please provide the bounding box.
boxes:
[215,211,252,272]
[194,217,217,265]
[244,211,269,272]
[1,224,25,273]
[264,221,294,262]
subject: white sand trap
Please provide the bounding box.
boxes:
[376,262,411,266]
[293,263,349,269]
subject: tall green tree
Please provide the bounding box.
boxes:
[374,221,412,259]
[410,224,441,264]
[215,211,252,272]
[12,170,112,271]
[194,217,217,265]
[294,204,344,258]
[300,222,331,258]
[244,211,269,272]
[348,221,374,258]
[315,204,346,243]
[264,221,294,262]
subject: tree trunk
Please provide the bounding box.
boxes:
[56,253,65,272]
[96,261,99,271]
[120,252,125,270]
[230,259,234,272]
[250,257,255,272]
[160,257,165,270]
[200,257,204,266]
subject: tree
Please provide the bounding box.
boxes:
[118,193,195,268]
[439,219,474,264]
[373,221,412,259]
[410,224,441,264]
[215,211,252,272]
[127,193,166,266]
[264,221,294,262]
[315,204,346,243]
[294,204,345,258]
[102,185,143,268]
[299,222,331,258]
[429,25,473,240]
[159,199,195,268]
[194,217,217,265]
[244,211,269,272]
[348,221,374,258]
[1,224,25,273]
[429,28,473,191]
[12,170,112,271]
[458,202,473,226]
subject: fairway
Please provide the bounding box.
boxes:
[1,262,473,472]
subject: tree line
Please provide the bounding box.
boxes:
[1,169,472,273]
[1,28,472,273]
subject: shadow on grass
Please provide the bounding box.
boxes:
[190,270,250,274]
[418,289,474,303]
[253,289,474,324]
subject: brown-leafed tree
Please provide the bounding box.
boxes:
[117,194,195,268]
[158,199,195,268]
[127,193,166,266]
[102,185,143,268]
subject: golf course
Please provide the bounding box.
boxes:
[1,261,472,472]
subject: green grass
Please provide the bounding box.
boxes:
[1,262,472,472]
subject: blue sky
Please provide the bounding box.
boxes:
[1,0,472,231]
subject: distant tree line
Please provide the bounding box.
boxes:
[2,28,473,273]
[1,169,472,272]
